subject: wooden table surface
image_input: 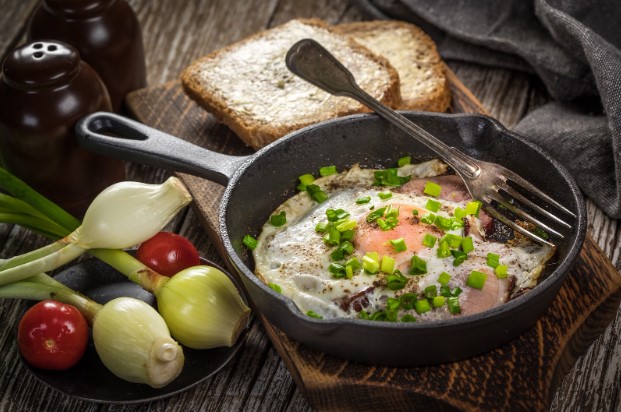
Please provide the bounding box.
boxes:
[1,0,620,411]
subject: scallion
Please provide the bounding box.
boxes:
[380,255,395,274]
[426,199,441,212]
[414,299,431,314]
[422,233,437,248]
[424,181,442,197]
[270,211,286,227]
[438,272,451,285]
[356,196,371,204]
[487,252,500,268]
[268,283,282,293]
[378,191,393,200]
[243,234,258,250]
[465,200,482,217]
[448,297,461,314]
[397,156,411,167]
[390,237,407,252]
[467,271,487,290]
[495,264,508,279]
[297,174,315,190]
[306,310,323,319]
[409,255,427,275]
[319,165,337,176]
[386,270,408,290]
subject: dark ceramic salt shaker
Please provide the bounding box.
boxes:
[28,0,147,113]
[0,41,126,217]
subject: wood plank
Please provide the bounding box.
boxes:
[0,0,38,60]
[125,70,621,410]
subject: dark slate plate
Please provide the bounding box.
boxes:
[19,256,249,404]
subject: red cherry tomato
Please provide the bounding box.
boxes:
[136,231,201,277]
[17,300,89,370]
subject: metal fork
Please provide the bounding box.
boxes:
[285,38,575,246]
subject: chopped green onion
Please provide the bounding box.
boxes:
[495,264,508,279]
[465,200,482,217]
[426,199,441,212]
[242,234,258,250]
[319,165,337,176]
[451,250,468,266]
[438,272,451,285]
[400,314,417,322]
[297,174,315,190]
[486,252,500,268]
[434,215,454,231]
[424,181,442,197]
[366,206,387,223]
[448,297,461,314]
[323,229,341,246]
[409,255,427,275]
[386,270,408,290]
[462,236,474,253]
[358,311,370,320]
[433,296,446,307]
[270,211,286,227]
[380,255,395,274]
[412,209,419,215]
[268,283,281,293]
[437,240,451,258]
[385,297,401,322]
[330,248,344,261]
[440,285,452,297]
[422,233,437,248]
[414,299,431,314]
[467,271,487,290]
[339,241,354,255]
[400,293,416,310]
[442,234,463,249]
[370,311,387,321]
[378,191,392,200]
[306,184,328,203]
[306,310,323,319]
[341,230,354,242]
[451,287,463,296]
[315,221,330,233]
[424,285,437,299]
[326,208,349,221]
[362,255,379,274]
[397,156,411,167]
[374,168,411,187]
[329,263,346,278]
[335,219,357,232]
[390,237,407,252]
[345,265,354,279]
[533,227,550,240]
[345,257,361,271]
[453,207,466,219]
[385,205,399,218]
[420,213,436,225]
[356,196,371,204]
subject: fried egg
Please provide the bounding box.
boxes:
[253,160,555,322]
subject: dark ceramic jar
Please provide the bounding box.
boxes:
[0,41,125,217]
[28,0,147,112]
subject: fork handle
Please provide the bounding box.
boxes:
[286,39,480,179]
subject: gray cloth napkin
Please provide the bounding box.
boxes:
[351,0,621,219]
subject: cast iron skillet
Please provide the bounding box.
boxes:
[75,111,586,366]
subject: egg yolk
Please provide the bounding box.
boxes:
[354,203,437,271]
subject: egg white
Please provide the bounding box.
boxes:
[253,160,554,321]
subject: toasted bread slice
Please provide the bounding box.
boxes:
[181,19,401,149]
[335,20,451,113]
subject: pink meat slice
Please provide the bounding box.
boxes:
[398,174,493,231]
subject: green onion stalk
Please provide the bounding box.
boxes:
[0,168,250,349]
[0,273,184,388]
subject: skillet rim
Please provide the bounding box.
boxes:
[219,111,587,334]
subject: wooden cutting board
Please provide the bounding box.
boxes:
[126,70,621,411]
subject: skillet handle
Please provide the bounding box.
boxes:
[75,112,249,185]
